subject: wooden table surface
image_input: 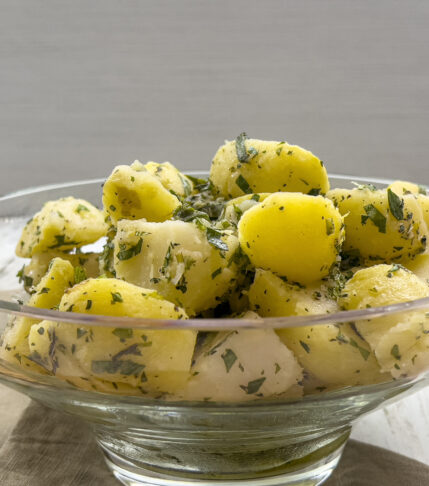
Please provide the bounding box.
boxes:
[1,0,429,468]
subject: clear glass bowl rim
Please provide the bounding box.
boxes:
[1,173,428,331]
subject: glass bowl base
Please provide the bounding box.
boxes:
[103,443,344,486]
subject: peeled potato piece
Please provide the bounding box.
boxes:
[131,160,193,197]
[327,187,428,263]
[20,251,100,292]
[248,269,386,388]
[103,164,181,223]
[28,278,196,395]
[180,312,303,402]
[0,258,75,373]
[238,193,344,284]
[114,219,239,316]
[210,137,329,199]
[339,264,429,379]
[16,197,107,258]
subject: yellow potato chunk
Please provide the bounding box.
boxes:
[28,278,196,394]
[339,264,429,379]
[402,253,429,284]
[103,164,181,223]
[16,198,107,258]
[19,251,100,292]
[327,187,428,262]
[131,160,193,197]
[0,258,75,372]
[180,316,303,402]
[418,195,429,230]
[248,269,385,388]
[210,137,329,199]
[238,193,344,284]
[388,180,423,196]
[114,219,239,315]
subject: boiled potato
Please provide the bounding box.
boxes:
[114,219,239,315]
[180,312,303,402]
[387,180,424,196]
[210,136,329,199]
[327,187,428,262]
[248,269,385,388]
[339,264,429,378]
[19,251,100,292]
[103,164,181,223]
[238,193,344,284]
[0,258,75,372]
[28,278,196,394]
[131,160,193,197]
[402,253,429,284]
[223,193,270,226]
[16,198,107,258]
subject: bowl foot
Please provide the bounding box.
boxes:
[103,444,343,486]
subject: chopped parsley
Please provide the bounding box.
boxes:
[111,292,123,304]
[300,341,310,354]
[387,188,404,220]
[362,204,386,233]
[240,377,266,395]
[221,348,237,373]
[76,204,89,213]
[235,132,258,163]
[325,218,335,236]
[112,328,133,340]
[235,175,253,194]
[211,268,222,279]
[74,266,87,284]
[116,237,143,261]
[206,227,229,251]
[391,344,401,361]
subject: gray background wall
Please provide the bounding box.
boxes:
[1,0,428,195]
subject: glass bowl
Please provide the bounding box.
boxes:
[0,175,428,486]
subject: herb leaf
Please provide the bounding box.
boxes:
[206,228,229,251]
[116,237,143,261]
[221,348,237,373]
[363,204,387,233]
[74,266,87,284]
[240,377,266,394]
[387,188,404,220]
[391,344,401,361]
[235,132,258,163]
[236,175,253,194]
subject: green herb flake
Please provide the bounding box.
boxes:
[221,348,237,373]
[74,266,87,284]
[39,287,50,294]
[235,132,258,163]
[274,362,281,374]
[76,204,89,213]
[240,377,266,395]
[111,292,123,304]
[37,327,45,335]
[308,188,321,196]
[251,194,260,202]
[391,344,401,361]
[211,268,222,279]
[387,188,404,220]
[325,218,335,236]
[206,228,229,252]
[112,328,133,340]
[362,204,387,233]
[300,341,310,354]
[276,146,283,156]
[349,339,370,361]
[235,175,253,194]
[85,299,92,310]
[116,237,143,261]
[418,185,427,195]
[77,328,88,339]
[109,205,117,212]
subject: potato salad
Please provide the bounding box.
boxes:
[2,134,429,401]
